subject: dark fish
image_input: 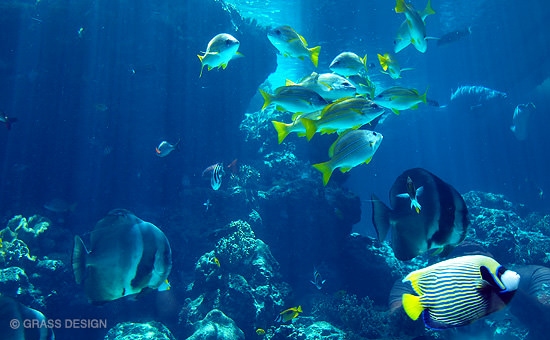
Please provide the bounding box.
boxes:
[0,296,55,340]
[72,209,172,304]
[437,27,472,47]
[371,168,469,261]
[0,114,18,130]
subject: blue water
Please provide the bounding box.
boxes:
[1,0,550,339]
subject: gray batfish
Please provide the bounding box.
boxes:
[450,85,507,101]
[0,296,54,340]
[72,209,172,303]
[371,168,469,261]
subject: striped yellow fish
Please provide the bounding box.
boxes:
[402,255,520,329]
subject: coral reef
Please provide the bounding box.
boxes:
[186,309,245,340]
[104,321,176,340]
[267,318,345,340]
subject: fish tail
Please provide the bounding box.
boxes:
[309,46,321,67]
[259,89,272,111]
[72,235,88,284]
[371,193,392,241]
[402,293,424,321]
[421,86,428,104]
[198,55,204,78]
[301,118,317,141]
[423,0,436,17]
[362,53,368,72]
[312,161,334,186]
[377,54,388,71]
[271,120,291,144]
[297,305,303,313]
[395,0,406,13]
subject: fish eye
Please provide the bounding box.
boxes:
[372,132,378,136]
[225,39,232,45]
[276,29,281,35]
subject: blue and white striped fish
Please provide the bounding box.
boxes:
[211,163,223,191]
[402,255,520,329]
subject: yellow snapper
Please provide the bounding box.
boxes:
[259,86,328,113]
[286,72,356,102]
[197,33,242,78]
[402,255,520,329]
[329,52,368,77]
[373,86,427,115]
[275,306,303,323]
[267,25,321,67]
[347,74,376,100]
[377,53,412,79]
[393,0,435,53]
[301,97,385,140]
[271,110,322,144]
[313,130,383,186]
[395,0,435,53]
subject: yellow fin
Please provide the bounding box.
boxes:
[312,161,333,186]
[301,118,317,141]
[286,79,297,86]
[392,108,400,115]
[378,54,388,71]
[362,53,368,72]
[402,294,423,321]
[271,121,291,144]
[297,33,307,46]
[395,0,407,13]
[297,305,303,313]
[276,105,287,112]
[259,89,272,111]
[340,167,353,173]
[364,156,373,164]
[309,46,321,67]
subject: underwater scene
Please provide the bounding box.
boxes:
[1,0,550,339]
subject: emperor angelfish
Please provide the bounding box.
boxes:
[402,255,520,329]
[0,296,55,340]
[72,209,172,304]
[371,168,469,261]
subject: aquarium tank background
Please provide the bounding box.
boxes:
[1,0,550,339]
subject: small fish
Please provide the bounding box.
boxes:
[402,255,520,329]
[275,306,303,323]
[197,33,243,78]
[395,0,435,53]
[256,328,266,336]
[301,97,385,140]
[312,130,383,186]
[377,53,412,79]
[373,86,427,115]
[203,199,212,212]
[72,209,172,303]
[156,139,180,157]
[259,86,328,113]
[371,168,469,261]
[329,52,367,77]
[271,110,322,144]
[267,25,321,67]
[0,113,18,130]
[44,198,77,213]
[511,102,536,141]
[286,72,356,102]
[211,163,223,191]
[157,279,171,291]
[437,26,472,47]
[347,74,376,99]
[396,176,423,213]
[393,0,435,53]
[78,27,84,38]
[310,267,326,290]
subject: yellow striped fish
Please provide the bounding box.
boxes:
[402,255,520,329]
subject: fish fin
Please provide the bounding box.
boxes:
[364,156,373,164]
[377,54,388,71]
[411,104,419,109]
[401,67,414,72]
[416,186,424,197]
[233,51,245,58]
[321,128,338,135]
[221,62,228,69]
[259,89,272,111]
[430,247,444,256]
[318,81,332,90]
[395,0,407,13]
[198,55,205,78]
[396,193,409,198]
[297,305,303,313]
[197,54,203,63]
[296,132,306,137]
[286,79,297,86]
[301,118,317,141]
[309,46,321,67]
[421,86,428,104]
[340,167,353,173]
[312,161,334,186]
[72,235,89,285]
[291,112,302,121]
[402,294,424,321]
[421,0,436,19]
[371,193,392,241]
[392,108,400,115]
[297,33,308,46]
[362,53,368,72]
[271,121,291,144]
[208,65,213,71]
